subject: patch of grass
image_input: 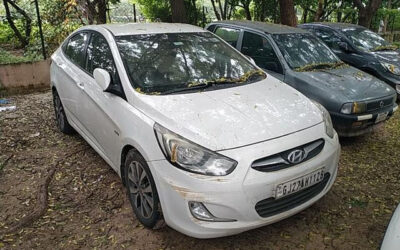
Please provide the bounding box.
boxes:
[0,48,36,65]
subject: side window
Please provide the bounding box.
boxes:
[241,31,283,74]
[65,32,89,68]
[214,26,240,47]
[206,24,216,32]
[86,33,120,85]
[314,28,341,50]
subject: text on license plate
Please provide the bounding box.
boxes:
[275,168,325,199]
[375,112,389,124]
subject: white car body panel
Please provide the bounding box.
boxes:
[381,204,400,250]
[50,23,340,238]
[135,77,323,151]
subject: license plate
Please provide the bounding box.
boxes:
[275,168,325,199]
[375,112,389,124]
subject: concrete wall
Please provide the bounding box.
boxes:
[0,59,50,89]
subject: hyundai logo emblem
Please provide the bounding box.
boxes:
[379,101,384,108]
[287,149,306,164]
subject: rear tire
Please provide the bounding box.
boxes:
[52,89,75,134]
[124,150,162,228]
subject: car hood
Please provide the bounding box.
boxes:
[292,65,394,101]
[133,77,323,151]
[372,50,400,66]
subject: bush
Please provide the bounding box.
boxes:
[0,48,36,65]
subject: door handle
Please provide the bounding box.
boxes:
[56,61,64,67]
[77,82,85,89]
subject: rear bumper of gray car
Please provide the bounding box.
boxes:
[330,104,398,137]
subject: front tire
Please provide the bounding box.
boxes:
[124,150,162,228]
[52,89,74,134]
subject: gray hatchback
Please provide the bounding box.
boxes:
[207,21,398,137]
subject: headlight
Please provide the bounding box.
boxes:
[340,102,367,114]
[154,123,237,176]
[380,62,400,75]
[312,101,334,138]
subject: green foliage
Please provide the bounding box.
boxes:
[0,21,19,44]
[371,8,400,32]
[0,48,36,64]
[133,0,171,21]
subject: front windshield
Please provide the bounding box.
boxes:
[342,28,393,52]
[272,33,341,71]
[116,32,262,94]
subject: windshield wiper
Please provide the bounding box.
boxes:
[160,79,239,95]
[161,70,266,95]
[294,61,345,72]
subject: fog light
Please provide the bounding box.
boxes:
[188,201,236,222]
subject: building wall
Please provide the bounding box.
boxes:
[0,59,50,89]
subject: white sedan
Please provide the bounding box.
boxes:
[50,23,340,238]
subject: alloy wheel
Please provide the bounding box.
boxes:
[127,161,154,219]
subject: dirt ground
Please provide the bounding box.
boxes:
[0,91,399,249]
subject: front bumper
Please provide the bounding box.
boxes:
[331,104,398,137]
[149,123,340,238]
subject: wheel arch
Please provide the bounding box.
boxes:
[120,144,139,186]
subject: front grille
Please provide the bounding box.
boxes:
[255,173,330,218]
[366,96,394,112]
[251,139,324,172]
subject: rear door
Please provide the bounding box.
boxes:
[78,32,126,167]
[213,26,242,49]
[52,32,89,126]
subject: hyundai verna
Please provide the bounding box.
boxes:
[299,22,400,99]
[50,23,340,238]
[207,21,398,137]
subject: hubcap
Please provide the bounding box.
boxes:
[127,161,154,219]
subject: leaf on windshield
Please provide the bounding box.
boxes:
[294,62,349,72]
[135,87,161,95]
[187,69,266,87]
[371,45,398,52]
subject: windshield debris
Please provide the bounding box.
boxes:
[294,61,348,72]
[135,87,161,95]
[371,44,398,52]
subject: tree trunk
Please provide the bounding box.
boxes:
[3,0,31,47]
[243,6,251,20]
[314,0,324,21]
[337,10,342,22]
[302,7,308,23]
[170,0,188,23]
[96,0,107,24]
[279,0,297,26]
[383,0,391,32]
[353,0,383,28]
[210,0,221,20]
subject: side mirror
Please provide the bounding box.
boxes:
[93,68,111,91]
[338,42,353,53]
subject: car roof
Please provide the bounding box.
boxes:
[300,22,365,30]
[85,22,206,36]
[210,20,308,34]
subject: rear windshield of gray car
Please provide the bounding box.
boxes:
[272,33,340,70]
[116,32,263,94]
